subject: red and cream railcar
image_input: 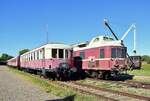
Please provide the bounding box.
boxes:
[73,36,127,78]
[20,43,72,70]
[7,56,19,67]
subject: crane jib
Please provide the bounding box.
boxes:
[104,20,135,69]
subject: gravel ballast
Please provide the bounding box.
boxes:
[0,66,58,101]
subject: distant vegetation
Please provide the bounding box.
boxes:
[0,49,29,62]
[0,53,13,62]
[141,55,150,64]
[19,49,29,55]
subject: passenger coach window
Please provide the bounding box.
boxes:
[59,49,64,58]
[34,52,36,60]
[52,49,57,58]
[80,52,85,59]
[100,49,105,58]
[37,51,39,60]
[65,50,68,58]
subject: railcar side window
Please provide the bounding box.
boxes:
[111,48,116,58]
[59,49,64,58]
[37,51,39,60]
[39,50,42,59]
[52,49,57,58]
[28,55,29,61]
[30,53,33,61]
[26,55,27,61]
[80,52,85,59]
[42,48,45,59]
[100,49,105,58]
[30,54,32,60]
[65,50,68,58]
[34,52,36,60]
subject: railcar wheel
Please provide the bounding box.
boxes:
[68,68,78,80]
[91,71,98,78]
[97,71,104,79]
[103,72,111,80]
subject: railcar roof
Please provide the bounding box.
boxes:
[7,56,18,62]
[73,36,124,51]
[20,43,72,56]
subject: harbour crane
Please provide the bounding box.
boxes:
[104,19,141,69]
[121,24,136,54]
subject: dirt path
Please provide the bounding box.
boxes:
[0,66,59,101]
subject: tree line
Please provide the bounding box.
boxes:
[0,49,29,63]
[0,54,13,62]
[141,55,150,64]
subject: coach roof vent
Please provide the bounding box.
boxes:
[88,36,114,46]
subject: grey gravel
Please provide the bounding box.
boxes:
[0,66,59,101]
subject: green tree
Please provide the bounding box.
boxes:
[0,53,13,62]
[19,49,29,55]
[142,55,150,64]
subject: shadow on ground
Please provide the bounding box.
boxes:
[112,74,134,81]
[45,94,75,101]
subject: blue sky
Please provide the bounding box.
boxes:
[0,0,150,56]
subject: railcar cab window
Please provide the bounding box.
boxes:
[111,48,126,58]
[121,48,126,58]
[111,48,116,58]
[80,51,85,59]
[100,49,105,58]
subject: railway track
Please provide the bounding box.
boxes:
[29,74,117,100]
[72,81,150,101]
[124,80,150,89]
[53,81,117,101]
[9,67,150,101]
[29,73,150,101]
[88,78,150,90]
[55,81,150,101]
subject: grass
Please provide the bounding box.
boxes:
[77,79,150,97]
[7,64,150,100]
[7,67,100,101]
[128,64,150,83]
[78,64,150,97]
[128,64,150,76]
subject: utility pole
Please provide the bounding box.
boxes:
[46,24,49,44]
